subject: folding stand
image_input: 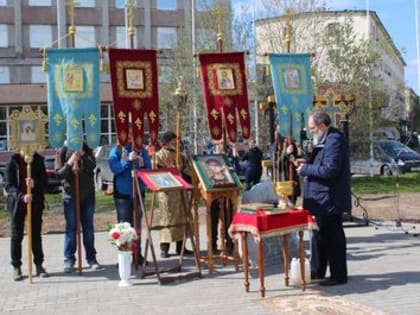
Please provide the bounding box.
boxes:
[138,168,201,284]
[191,157,242,274]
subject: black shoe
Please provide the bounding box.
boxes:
[137,254,149,266]
[160,250,169,258]
[319,278,348,286]
[311,272,325,280]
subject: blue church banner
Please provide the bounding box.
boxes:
[269,53,312,142]
[46,48,100,151]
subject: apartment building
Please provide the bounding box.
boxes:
[0,0,230,151]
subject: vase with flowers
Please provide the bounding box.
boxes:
[108,222,138,287]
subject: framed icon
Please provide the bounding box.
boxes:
[125,68,145,90]
[64,68,84,92]
[143,171,183,191]
[216,68,235,90]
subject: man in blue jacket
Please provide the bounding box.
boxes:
[296,111,351,286]
[109,143,152,265]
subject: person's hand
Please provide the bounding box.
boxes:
[67,152,79,167]
[294,158,306,174]
[121,149,128,161]
[23,194,32,204]
[129,151,136,161]
[25,178,34,188]
[286,144,294,155]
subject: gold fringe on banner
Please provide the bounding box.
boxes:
[41,47,47,72]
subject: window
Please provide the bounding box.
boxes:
[0,25,7,47]
[196,28,216,50]
[78,0,95,7]
[115,26,137,48]
[75,26,95,48]
[30,25,52,48]
[158,65,171,83]
[31,66,46,83]
[157,27,177,49]
[157,0,177,10]
[0,66,10,84]
[115,0,138,8]
[196,0,215,11]
[0,0,6,5]
[28,0,51,6]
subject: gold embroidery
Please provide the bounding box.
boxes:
[71,117,80,130]
[88,114,97,126]
[149,110,157,123]
[134,117,142,130]
[226,113,234,124]
[240,108,248,120]
[53,113,63,126]
[210,109,219,120]
[280,104,289,115]
[118,110,127,123]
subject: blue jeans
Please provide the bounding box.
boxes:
[114,197,143,255]
[63,195,97,265]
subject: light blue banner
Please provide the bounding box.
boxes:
[269,53,312,142]
[47,48,100,151]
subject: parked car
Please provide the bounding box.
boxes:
[94,145,114,191]
[350,139,420,176]
[43,156,61,194]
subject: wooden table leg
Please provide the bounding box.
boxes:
[206,204,214,274]
[241,232,249,293]
[258,239,265,298]
[298,230,306,291]
[282,235,289,286]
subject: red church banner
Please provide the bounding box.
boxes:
[108,48,159,148]
[199,52,251,142]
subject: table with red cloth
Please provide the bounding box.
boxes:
[228,208,317,297]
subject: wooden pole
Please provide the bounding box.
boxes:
[25,155,33,283]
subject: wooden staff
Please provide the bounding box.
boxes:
[25,154,33,283]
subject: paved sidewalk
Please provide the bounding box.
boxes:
[0,222,419,315]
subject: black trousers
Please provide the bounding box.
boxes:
[244,166,262,191]
[311,214,347,281]
[210,198,233,252]
[10,206,44,268]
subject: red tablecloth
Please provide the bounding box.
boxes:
[229,209,317,241]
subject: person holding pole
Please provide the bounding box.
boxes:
[56,142,101,273]
[5,150,49,281]
[108,143,152,265]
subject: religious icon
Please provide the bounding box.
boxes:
[144,171,183,191]
[19,120,38,143]
[201,155,235,187]
[125,68,145,90]
[283,68,300,89]
[64,68,84,92]
[216,68,235,90]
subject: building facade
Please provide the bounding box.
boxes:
[255,10,408,126]
[0,0,230,151]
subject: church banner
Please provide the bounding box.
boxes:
[199,52,251,142]
[46,48,101,151]
[108,48,159,148]
[269,53,312,142]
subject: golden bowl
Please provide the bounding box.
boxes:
[273,180,294,197]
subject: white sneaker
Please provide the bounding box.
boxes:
[89,262,103,270]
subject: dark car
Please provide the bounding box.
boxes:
[351,140,420,176]
[94,145,114,191]
[376,139,420,173]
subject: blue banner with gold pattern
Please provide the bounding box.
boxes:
[46,48,100,151]
[269,53,312,142]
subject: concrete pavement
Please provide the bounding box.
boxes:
[0,221,419,315]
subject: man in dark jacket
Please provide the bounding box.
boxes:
[5,151,49,281]
[56,142,100,273]
[296,111,351,286]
